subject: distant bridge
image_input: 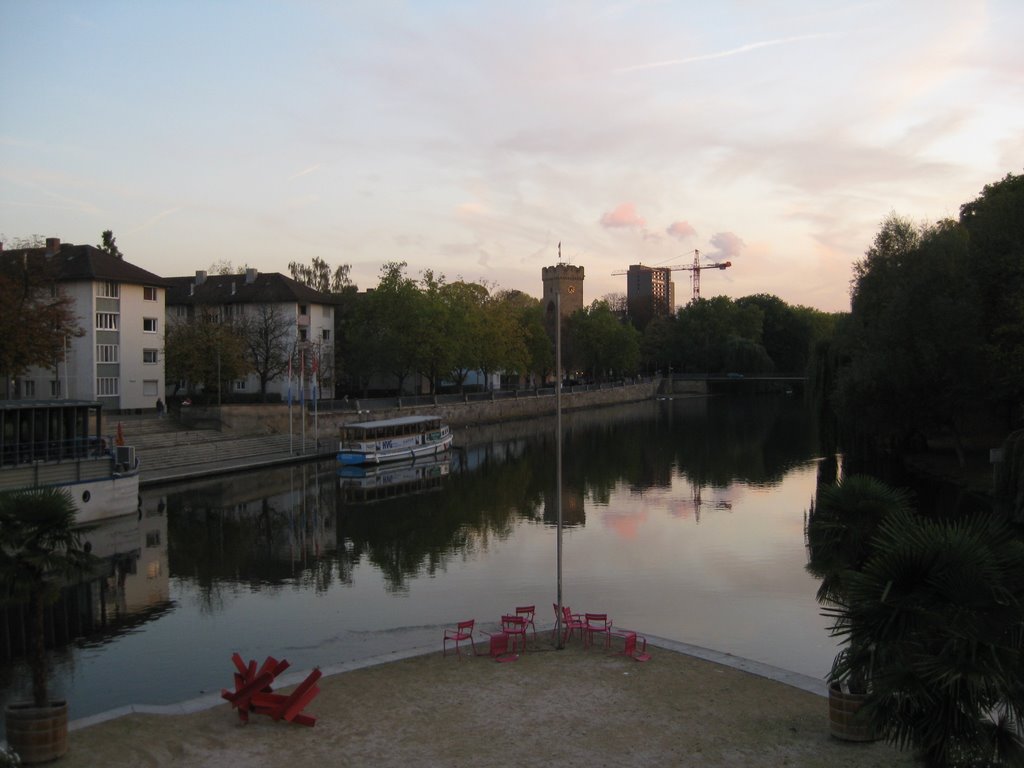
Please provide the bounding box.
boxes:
[666,373,808,395]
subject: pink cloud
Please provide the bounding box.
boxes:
[708,231,746,260]
[667,220,697,240]
[600,202,646,229]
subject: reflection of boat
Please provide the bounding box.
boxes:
[338,456,450,502]
[0,400,140,524]
[337,415,453,465]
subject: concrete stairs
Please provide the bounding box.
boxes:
[107,414,327,479]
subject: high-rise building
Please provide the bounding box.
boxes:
[625,264,675,329]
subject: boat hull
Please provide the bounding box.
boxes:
[337,432,453,465]
[0,459,140,525]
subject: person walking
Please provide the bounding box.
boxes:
[156,398,165,418]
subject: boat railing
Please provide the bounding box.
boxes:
[0,434,124,469]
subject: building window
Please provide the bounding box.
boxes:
[233,379,247,391]
[97,344,119,363]
[174,305,187,318]
[97,281,119,298]
[143,379,158,396]
[143,317,158,333]
[299,329,308,342]
[322,305,332,319]
[96,312,119,330]
[50,380,61,397]
[144,286,158,301]
[23,380,35,397]
[97,377,119,396]
[299,304,308,315]
[322,329,331,342]
[143,348,158,364]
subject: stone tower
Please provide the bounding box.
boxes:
[541,262,585,321]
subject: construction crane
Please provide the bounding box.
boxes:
[672,249,731,302]
[612,249,732,303]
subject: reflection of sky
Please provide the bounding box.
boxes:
[569,461,830,676]
[0,455,837,731]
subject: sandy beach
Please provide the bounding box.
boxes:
[53,634,915,768]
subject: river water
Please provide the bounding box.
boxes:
[1,395,839,731]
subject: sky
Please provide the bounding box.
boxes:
[2,1,1022,313]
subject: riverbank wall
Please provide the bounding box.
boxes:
[180,379,661,438]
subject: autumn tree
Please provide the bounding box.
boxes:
[288,257,354,293]
[164,313,246,399]
[0,250,83,395]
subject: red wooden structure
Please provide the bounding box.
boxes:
[221,653,321,726]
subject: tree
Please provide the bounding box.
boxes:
[566,301,640,381]
[835,214,986,462]
[366,262,421,393]
[440,281,489,391]
[0,250,83,394]
[0,488,96,707]
[97,230,123,259]
[239,305,295,401]
[164,313,247,398]
[830,508,1024,767]
[960,173,1024,428]
[208,259,244,275]
[288,257,354,294]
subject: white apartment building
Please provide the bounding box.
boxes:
[164,269,335,401]
[4,238,167,411]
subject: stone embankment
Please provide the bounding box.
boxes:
[114,379,660,486]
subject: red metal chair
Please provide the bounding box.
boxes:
[515,605,536,642]
[556,605,585,644]
[443,619,477,658]
[612,630,651,662]
[500,614,528,653]
[583,613,613,649]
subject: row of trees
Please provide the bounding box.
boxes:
[325,261,831,397]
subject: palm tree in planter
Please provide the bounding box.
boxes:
[0,487,96,764]
[830,507,1024,767]
[805,474,912,740]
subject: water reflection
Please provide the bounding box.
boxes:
[2,395,832,731]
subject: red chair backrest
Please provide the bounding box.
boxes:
[515,605,535,619]
[457,619,474,633]
[501,615,526,631]
[584,613,608,628]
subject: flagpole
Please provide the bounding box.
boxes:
[288,352,293,454]
[556,289,564,649]
[300,348,306,455]
[313,350,319,453]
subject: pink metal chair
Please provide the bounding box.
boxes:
[554,605,585,644]
[583,613,613,649]
[500,614,528,653]
[443,619,477,658]
[515,605,537,642]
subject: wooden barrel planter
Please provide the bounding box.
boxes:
[828,684,877,742]
[4,700,69,764]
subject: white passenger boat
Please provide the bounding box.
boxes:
[0,400,141,525]
[337,415,452,465]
